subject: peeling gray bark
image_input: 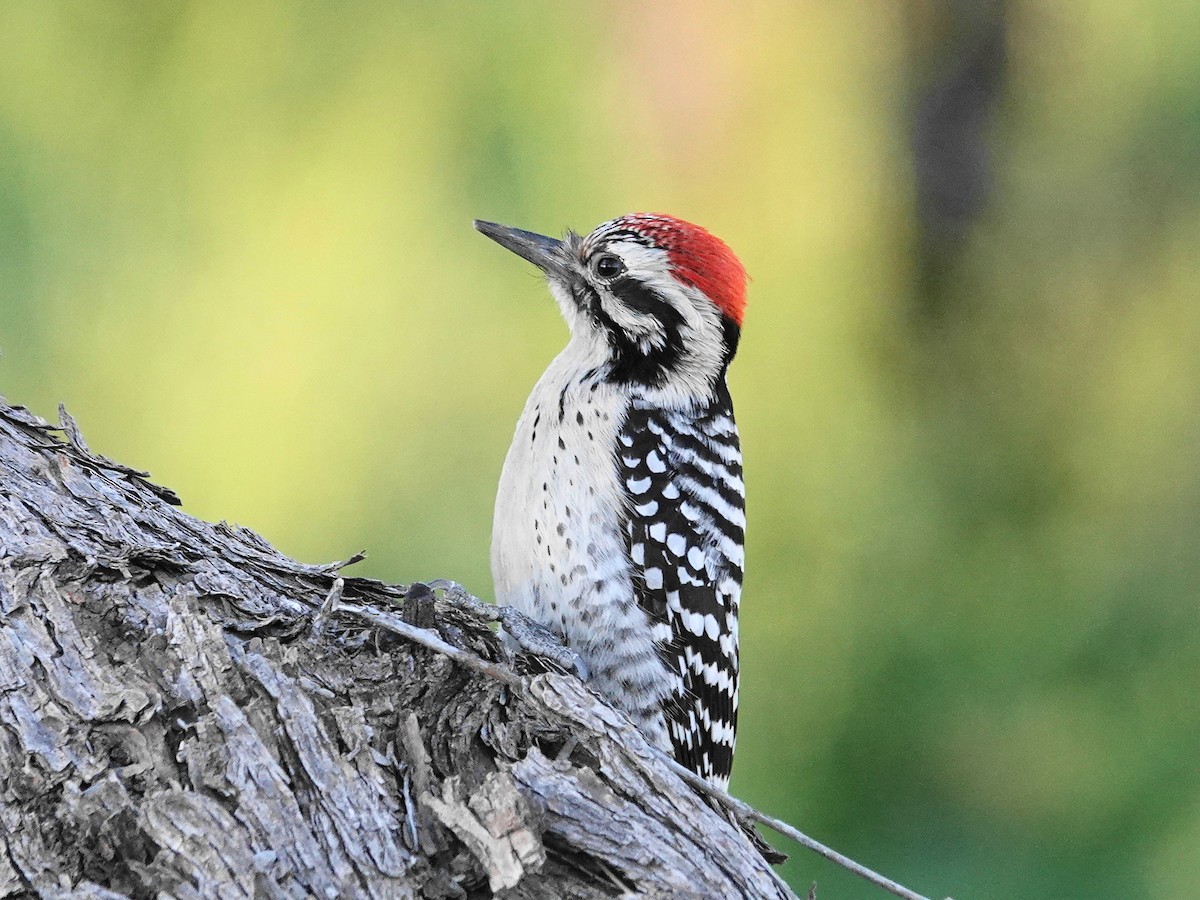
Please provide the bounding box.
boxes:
[0,400,793,899]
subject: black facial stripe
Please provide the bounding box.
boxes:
[719,315,740,378]
[570,274,738,389]
[571,282,604,328]
[571,280,682,387]
[611,277,671,317]
[605,282,686,387]
[594,228,655,249]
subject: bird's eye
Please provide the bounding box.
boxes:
[593,254,625,280]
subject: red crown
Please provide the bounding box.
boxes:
[614,214,747,327]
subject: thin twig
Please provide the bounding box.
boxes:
[336,600,520,687]
[310,577,344,638]
[335,593,948,900]
[661,757,944,900]
[316,551,368,573]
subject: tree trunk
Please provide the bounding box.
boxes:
[0,399,791,899]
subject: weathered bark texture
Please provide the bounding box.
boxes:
[0,400,792,899]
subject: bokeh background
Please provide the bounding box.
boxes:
[2,3,1198,897]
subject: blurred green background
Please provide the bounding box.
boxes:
[2,3,1199,898]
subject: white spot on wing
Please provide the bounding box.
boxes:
[627,476,651,495]
[719,632,736,659]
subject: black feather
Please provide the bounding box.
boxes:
[618,384,744,785]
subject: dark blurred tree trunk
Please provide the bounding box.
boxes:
[909,0,1008,320]
[0,399,792,899]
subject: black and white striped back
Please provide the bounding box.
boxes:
[618,382,744,787]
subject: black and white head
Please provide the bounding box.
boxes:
[476,213,747,403]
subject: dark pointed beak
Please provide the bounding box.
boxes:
[474,220,566,274]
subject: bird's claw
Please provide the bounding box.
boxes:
[426,579,589,680]
[496,607,590,680]
[426,579,493,619]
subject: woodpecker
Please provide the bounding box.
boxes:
[477,213,747,788]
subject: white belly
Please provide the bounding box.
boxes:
[491,354,672,746]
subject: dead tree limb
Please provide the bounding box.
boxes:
[0,398,794,899]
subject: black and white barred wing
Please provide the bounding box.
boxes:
[620,388,745,787]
